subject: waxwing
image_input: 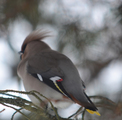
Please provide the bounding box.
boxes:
[17,30,100,116]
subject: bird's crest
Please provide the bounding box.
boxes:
[21,30,51,52]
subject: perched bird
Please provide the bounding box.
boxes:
[17,30,100,116]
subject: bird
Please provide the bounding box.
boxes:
[17,30,100,116]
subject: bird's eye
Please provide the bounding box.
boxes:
[18,51,23,60]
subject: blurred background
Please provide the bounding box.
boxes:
[0,0,122,120]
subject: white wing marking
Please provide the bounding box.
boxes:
[50,76,62,82]
[37,74,43,81]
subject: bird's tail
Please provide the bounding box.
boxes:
[70,92,100,116]
[84,92,100,116]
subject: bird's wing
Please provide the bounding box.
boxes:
[27,50,100,116]
[27,51,72,98]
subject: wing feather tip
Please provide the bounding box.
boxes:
[86,109,101,116]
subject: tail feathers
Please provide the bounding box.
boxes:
[84,92,97,110]
[84,92,101,116]
[86,109,100,116]
[70,92,100,116]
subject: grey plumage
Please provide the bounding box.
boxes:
[17,30,100,116]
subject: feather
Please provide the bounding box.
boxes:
[21,30,51,52]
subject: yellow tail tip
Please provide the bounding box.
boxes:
[86,109,101,116]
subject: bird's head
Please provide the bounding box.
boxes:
[19,30,51,60]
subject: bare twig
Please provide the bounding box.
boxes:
[82,109,86,120]
[30,90,60,120]
[0,108,5,113]
[11,108,23,120]
[68,107,83,119]
[0,89,61,120]
[90,96,116,105]
[0,90,121,120]
[0,102,30,120]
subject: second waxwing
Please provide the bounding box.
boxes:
[17,30,100,116]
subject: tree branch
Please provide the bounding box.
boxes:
[0,90,121,120]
